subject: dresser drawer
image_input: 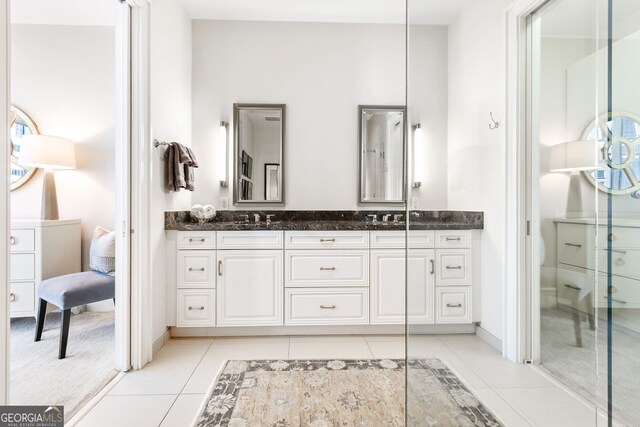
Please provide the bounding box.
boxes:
[177,289,215,327]
[217,231,283,250]
[178,251,216,288]
[557,223,593,269]
[285,231,368,250]
[436,287,472,323]
[285,288,369,325]
[598,226,640,249]
[9,229,35,252]
[10,254,35,281]
[369,231,435,249]
[10,282,35,313]
[435,231,471,248]
[177,231,215,250]
[435,250,471,286]
[597,272,640,308]
[597,248,640,279]
[285,250,368,287]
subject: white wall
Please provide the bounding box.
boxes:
[11,24,115,275]
[150,0,192,343]
[447,0,512,341]
[191,20,448,210]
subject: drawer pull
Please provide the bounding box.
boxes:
[446,266,462,270]
[320,305,336,309]
[604,297,627,304]
[188,306,205,310]
[188,267,205,272]
[446,237,461,242]
[564,284,582,291]
[564,243,582,248]
[320,238,336,242]
[9,293,16,302]
[430,259,435,275]
[608,249,627,255]
[9,236,16,245]
[320,267,336,271]
[218,261,223,276]
[446,303,462,308]
[189,238,206,243]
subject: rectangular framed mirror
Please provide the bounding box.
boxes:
[233,103,285,205]
[359,105,406,203]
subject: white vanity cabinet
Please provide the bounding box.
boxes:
[216,232,284,326]
[169,227,478,330]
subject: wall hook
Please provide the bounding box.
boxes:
[489,112,500,130]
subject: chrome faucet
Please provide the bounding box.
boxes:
[367,214,378,223]
[240,214,249,223]
[266,214,276,225]
[382,214,392,222]
[393,214,403,223]
[254,214,261,223]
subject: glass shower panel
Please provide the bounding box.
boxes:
[603,1,640,424]
[531,0,602,423]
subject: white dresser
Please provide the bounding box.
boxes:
[167,229,479,330]
[555,218,640,310]
[10,219,81,318]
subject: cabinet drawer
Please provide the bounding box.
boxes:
[177,231,215,250]
[177,289,215,327]
[10,282,35,313]
[369,231,435,249]
[10,254,35,281]
[598,226,640,249]
[285,231,368,250]
[597,248,640,279]
[435,250,471,286]
[178,251,216,288]
[9,229,35,252]
[557,223,592,269]
[436,287,472,323]
[285,250,368,287]
[435,231,471,248]
[217,231,283,250]
[285,288,369,325]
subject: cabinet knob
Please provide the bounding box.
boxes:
[9,236,16,245]
[9,293,16,302]
[608,233,617,242]
[320,305,336,310]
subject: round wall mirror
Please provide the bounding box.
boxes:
[10,106,39,191]
[582,112,640,195]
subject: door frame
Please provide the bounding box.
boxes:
[505,0,549,364]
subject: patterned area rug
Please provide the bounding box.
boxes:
[196,358,502,427]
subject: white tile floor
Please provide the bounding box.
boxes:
[73,334,606,427]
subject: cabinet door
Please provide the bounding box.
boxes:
[370,249,434,324]
[216,250,283,326]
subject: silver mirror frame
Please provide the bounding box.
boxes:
[358,105,407,204]
[233,103,286,205]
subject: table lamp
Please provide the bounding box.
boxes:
[19,135,76,220]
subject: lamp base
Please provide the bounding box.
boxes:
[41,170,59,221]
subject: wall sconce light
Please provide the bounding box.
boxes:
[411,123,422,188]
[219,121,229,187]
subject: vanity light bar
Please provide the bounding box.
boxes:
[219,121,229,187]
[412,123,422,188]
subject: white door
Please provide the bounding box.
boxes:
[370,249,434,324]
[216,250,283,326]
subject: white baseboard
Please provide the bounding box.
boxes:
[475,324,502,352]
[152,328,171,355]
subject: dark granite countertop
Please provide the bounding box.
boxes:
[165,210,483,231]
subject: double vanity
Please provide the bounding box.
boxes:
[165,210,483,335]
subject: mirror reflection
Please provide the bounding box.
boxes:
[583,113,640,194]
[10,106,39,191]
[359,106,405,203]
[234,104,285,204]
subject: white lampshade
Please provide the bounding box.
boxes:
[20,135,76,170]
[549,140,599,172]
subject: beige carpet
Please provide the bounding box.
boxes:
[197,358,502,427]
[10,311,117,420]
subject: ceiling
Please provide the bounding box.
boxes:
[11,0,116,26]
[178,0,470,25]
